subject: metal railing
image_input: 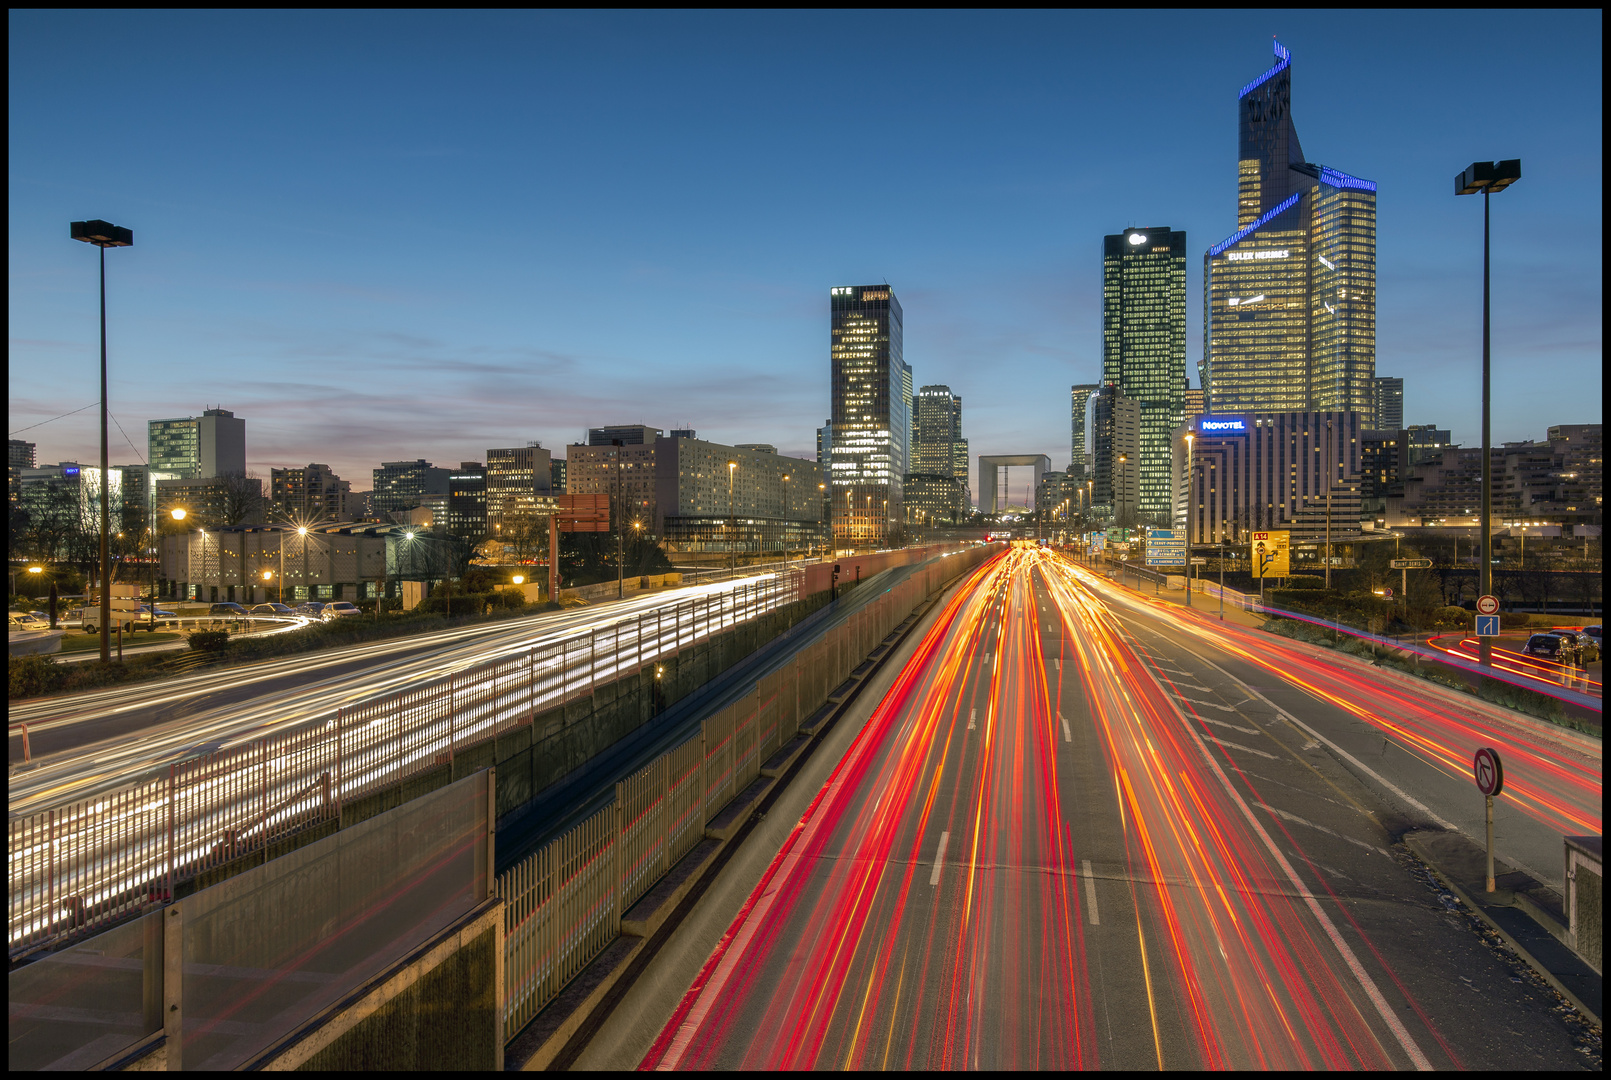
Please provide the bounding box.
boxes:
[8,573,795,958]
[495,544,999,1038]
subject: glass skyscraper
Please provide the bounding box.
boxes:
[1103,228,1186,520]
[829,285,907,545]
[1069,384,1098,482]
[1203,40,1377,417]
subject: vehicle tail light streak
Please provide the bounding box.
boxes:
[1425,633,1601,696]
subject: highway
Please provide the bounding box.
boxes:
[8,572,788,809]
[639,547,1596,1070]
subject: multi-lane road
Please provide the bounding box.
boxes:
[640,547,1598,1070]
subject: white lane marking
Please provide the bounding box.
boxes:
[1054,657,1061,671]
[1141,660,1435,1069]
[930,832,950,886]
[1178,649,1459,833]
[1205,735,1278,760]
[1155,665,1192,675]
[1172,681,1215,692]
[1081,860,1100,925]
[968,708,976,731]
[1255,802,1392,858]
[1196,716,1262,736]
[1171,693,1237,713]
[1060,714,1072,742]
[984,651,993,666]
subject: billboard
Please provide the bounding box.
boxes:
[1251,530,1290,578]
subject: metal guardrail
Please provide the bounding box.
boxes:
[8,574,795,958]
[495,545,998,1039]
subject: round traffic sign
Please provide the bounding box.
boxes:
[1382,587,1393,598]
[1476,594,1500,616]
[1473,747,1504,797]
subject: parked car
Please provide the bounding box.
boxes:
[130,604,179,631]
[1551,630,1599,663]
[1520,633,1569,660]
[248,603,297,618]
[1580,624,1602,645]
[9,612,48,631]
[320,601,363,621]
[294,601,327,618]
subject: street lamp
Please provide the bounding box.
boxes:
[1456,158,1521,669]
[727,460,738,569]
[72,218,133,663]
[782,473,791,558]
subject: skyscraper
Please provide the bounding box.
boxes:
[147,407,246,479]
[485,444,553,526]
[1373,376,1404,431]
[1093,385,1141,523]
[1103,227,1186,520]
[829,285,906,544]
[909,385,969,521]
[1203,40,1376,416]
[1069,384,1098,482]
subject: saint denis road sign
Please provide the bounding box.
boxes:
[1390,558,1433,569]
[1476,594,1500,616]
[1473,747,1504,797]
[1475,615,1501,637]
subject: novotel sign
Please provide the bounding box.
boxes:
[1199,419,1247,433]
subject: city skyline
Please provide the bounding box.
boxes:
[9,11,1602,501]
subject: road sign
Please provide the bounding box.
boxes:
[1473,747,1504,797]
[554,492,610,533]
[1475,615,1500,637]
[1390,558,1433,569]
[1145,528,1186,567]
[1250,530,1290,578]
[1382,587,1393,599]
[1476,594,1500,616]
[1190,557,1207,565]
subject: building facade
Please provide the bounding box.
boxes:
[445,463,488,540]
[1388,424,1603,530]
[1373,376,1404,431]
[653,437,826,553]
[904,474,968,528]
[1104,227,1186,520]
[1202,41,1377,418]
[910,385,970,518]
[1405,424,1453,465]
[485,444,553,527]
[567,439,659,527]
[154,474,265,528]
[1093,386,1141,522]
[1182,411,1365,546]
[977,455,1050,517]
[829,285,908,546]
[1069,384,1098,483]
[147,408,246,480]
[371,460,452,514]
[270,463,354,523]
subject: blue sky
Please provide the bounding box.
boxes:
[9,10,1602,499]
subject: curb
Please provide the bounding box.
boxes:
[1403,830,1601,1027]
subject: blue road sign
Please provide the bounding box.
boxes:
[1475,615,1501,637]
[1146,528,1187,567]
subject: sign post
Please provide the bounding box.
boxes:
[549,493,610,605]
[1473,747,1504,892]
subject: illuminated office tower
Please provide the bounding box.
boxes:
[1103,227,1185,520]
[910,385,968,520]
[829,285,907,545]
[1070,384,1098,481]
[1373,376,1403,431]
[1203,40,1376,416]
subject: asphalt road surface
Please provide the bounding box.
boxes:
[638,547,1597,1070]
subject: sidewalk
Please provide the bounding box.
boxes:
[1404,829,1601,1026]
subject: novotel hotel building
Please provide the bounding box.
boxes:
[1202,40,1377,418]
[1175,410,1365,548]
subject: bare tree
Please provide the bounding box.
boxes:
[214,471,267,527]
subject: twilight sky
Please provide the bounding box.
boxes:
[8,10,1602,502]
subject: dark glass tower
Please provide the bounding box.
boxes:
[1204,40,1377,417]
[829,285,906,545]
[1103,228,1186,521]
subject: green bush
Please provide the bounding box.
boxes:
[490,587,527,611]
[1283,576,1327,590]
[9,654,68,699]
[188,629,232,652]
[1501,612,1530,629]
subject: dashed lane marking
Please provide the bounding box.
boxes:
[1171,693,1237,713]
[930,832,950,886]
[1081,859,1100,925]
[1205,735,1278,760]
[1197,715,1263,736]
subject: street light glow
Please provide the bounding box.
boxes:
[170,507,186,521]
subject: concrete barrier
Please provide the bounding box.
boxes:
[1566,835,1602,974]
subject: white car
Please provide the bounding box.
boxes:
[320,601,364,621]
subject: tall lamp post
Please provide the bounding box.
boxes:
[727,459,738,570]
[1456,158,1521,670]
[781,473,791,558]
[71,219,134,663]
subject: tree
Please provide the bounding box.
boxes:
[497,507,549,567]
[214,472,267,527]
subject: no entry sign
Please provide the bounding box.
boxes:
[1473,747,1504,797]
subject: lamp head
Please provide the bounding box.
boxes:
[170,507,187,521]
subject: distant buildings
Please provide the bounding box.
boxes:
[1104,227,1186,521]
[9,439,37,509]
[485,444,553,526]
[1183,384,1205,427]
[447,462,487,540]
[1373,377,1404,431]
[147,408,246,479]
[1202,41,1376,418]
[1405,424,1453,465]
[1387,423,1602,530]
[1069,385,1098,483]
[829,285,910,545]
[1092,386,1140,522]
[371,460,451,515]
[154,473,265,528]
[270,463,354,523]
[909,385,970,520]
